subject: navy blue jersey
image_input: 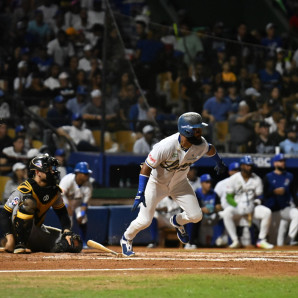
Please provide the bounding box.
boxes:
[195,188,220,212]
[263,171,295,211]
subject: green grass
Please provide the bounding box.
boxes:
[0,274,297,298]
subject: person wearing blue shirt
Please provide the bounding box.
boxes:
[185,174,222,248]
[263,154,298,246]
[202,86,232,122]
[279,123,298,154]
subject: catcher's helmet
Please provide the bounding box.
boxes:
[178,112,208,138]
[239,155,254,166]
[29,153,59,173]
[74,162,93,174]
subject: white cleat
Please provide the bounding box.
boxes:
[229,240,241,248]
[256,239,274,249]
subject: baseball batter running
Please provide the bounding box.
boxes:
[0,154,82,253]
[120,112,227,256]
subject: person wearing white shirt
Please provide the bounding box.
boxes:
[133,125,157,155]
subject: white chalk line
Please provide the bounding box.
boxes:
[0,267,244,273]
[42,255,298,263]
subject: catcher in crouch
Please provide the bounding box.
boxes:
[0,153,82,254]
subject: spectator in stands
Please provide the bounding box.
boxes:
[0,89,10,120]
[279,123,298,154]
[275,48,291,76]
[119,84,138,126]
[65,0,81,28]
[221,62,237,86]
[27,9,51,46]
[13,61,31,96]
[2,136,30,170]
[133,125,157,155]
[66,85,89,115]
[229,101,255,153]
[226,83,241,113]
[37,0,59,27]
[82,89,117,129]
[78,44,94,72]
[15,125,32,151]
[263,154,298,246]
[57,113,97,152]
[129,96,149,131]
[66,56,79,84]
[43,64,61,91]
[51,9,67,35]
[259,57,281,92]
[175,23,204,67]
[202,86,232,123]
[0,122,13,174]
[269,116,287,147]
[47,30,75,66]
[211,47,226,75]
[261,23,282,57]
[74,70,87,90]
[3,162,27,203]
[54,148,67,178]
[57,72,75,100]
[186,174,222,249]
[31,46,53,75]
[46,95,72,128]
[252,121,275,154]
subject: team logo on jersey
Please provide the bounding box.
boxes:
[11,197,20,206]
[148,154,156,163]
[284,178,290,186]
[171,152,178,158]
[43,195,50,202]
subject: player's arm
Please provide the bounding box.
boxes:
[0,204,14,252]
[52,195,71,233]
[131,162,152,212]
[215,193,223,212]
[206,144,227,175]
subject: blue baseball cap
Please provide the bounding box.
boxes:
[240,155,254,166]
[76,86,88,95]
[74,161,93,174]
[15,125,25,133]
[271,153,285,163]
[54,95,65,103]
[229,162,240,171]
[200,174,212,182]
[55,148,65,156]
[72,113,82,121]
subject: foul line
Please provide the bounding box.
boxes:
[0,267,244,273]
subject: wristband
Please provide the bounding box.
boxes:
[138,174,149,193]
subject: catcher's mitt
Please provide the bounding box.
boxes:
[52,231,83,253]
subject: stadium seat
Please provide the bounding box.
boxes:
[32,140,43,149]
[92,130,116,151]
[114,130,136,152]
[212,121,230,152]
[7,128,15,139]
[0,176,11,203]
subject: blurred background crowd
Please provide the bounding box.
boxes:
[0,0,298,175]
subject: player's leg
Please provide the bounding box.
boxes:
[13,196,37,253]
[280,207,298,245]
[124,180,168,240]
[277,219,289,246]
[147,211,159,248]
[75,206,88,248]
[253,205,274,249]
[221,206,241,247]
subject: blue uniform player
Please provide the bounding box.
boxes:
[186,174,223,248]
[263,153,298,246]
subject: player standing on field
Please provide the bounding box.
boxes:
[120,112,227,256]
[221,155,274,249]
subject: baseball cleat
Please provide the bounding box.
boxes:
[120,235,135,257]
[256,239,274,249]
[14,243,30,254]
[229,240,241,248]
[170,215,189,244]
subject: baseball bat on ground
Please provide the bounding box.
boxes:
[87,240,119,256]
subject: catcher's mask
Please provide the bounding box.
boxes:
[29,153,60,185]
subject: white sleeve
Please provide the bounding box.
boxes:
[59,176,71,205]
[145,142,171,169]
[255,176,263,197]
[82,183,93,204]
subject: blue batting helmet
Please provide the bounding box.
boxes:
[74,162,93,174]
[239,155,254,166]
[178,112,208,138]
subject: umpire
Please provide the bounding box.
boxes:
[0,153,82,253]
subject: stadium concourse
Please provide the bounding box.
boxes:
[0,247,297,277]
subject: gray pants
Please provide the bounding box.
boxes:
[28,224,62,252]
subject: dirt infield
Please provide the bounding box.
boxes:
[0,246,297,277]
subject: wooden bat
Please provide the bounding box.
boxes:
[87,240,119,256]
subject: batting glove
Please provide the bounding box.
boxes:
[132,191,146,211]
[214,160,227,175]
